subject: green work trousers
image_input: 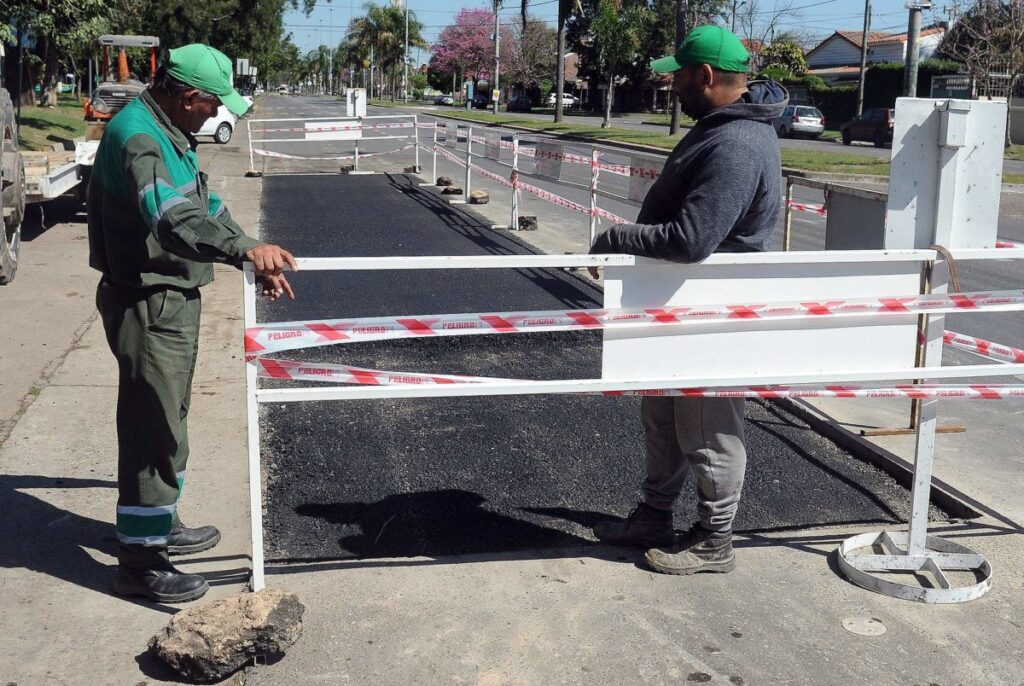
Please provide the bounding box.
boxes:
[96,279,201,569]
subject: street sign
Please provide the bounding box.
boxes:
[236,58,250,76]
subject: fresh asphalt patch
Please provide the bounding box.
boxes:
[258,173,947,562]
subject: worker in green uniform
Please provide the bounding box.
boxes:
[88,44,295,603]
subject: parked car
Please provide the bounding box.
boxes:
[433,94,454,106]
[773,105,825,139]
[506,95,532,113]
[546,92,579,107]
[472,93,490,109]
[196,96,252,144]
[277,85,288,94]
[840,108,895,148]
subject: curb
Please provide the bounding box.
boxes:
[775,397,983,521]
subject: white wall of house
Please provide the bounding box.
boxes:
[807,37,863,68]
[808,31,944,69]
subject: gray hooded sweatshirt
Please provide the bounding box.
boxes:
[591,81,789,262]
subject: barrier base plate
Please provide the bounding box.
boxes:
[837,530,991,603]
[245,170,263,178]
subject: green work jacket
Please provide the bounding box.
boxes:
[87,90,261,289]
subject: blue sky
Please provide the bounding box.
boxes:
[283,0,953,60]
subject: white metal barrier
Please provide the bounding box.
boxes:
[242,245,1024,599]
[424,122,653,241]
[245,114,420,175]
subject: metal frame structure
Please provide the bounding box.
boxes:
[242,247,1024,599]
[245,114,420,176]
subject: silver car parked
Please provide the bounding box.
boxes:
[773,105,825,139]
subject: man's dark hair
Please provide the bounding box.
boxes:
[712,68,747,87]
[152,65,218,101]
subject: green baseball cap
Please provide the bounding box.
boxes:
[167,44,249,116]
[651,25,750,74]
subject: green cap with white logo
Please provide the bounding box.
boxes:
[167,44,249,116]
[651,25,750,74]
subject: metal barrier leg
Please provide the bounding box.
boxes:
[837,259,991,603]
[511,134,520,230]
[432,125,438,181]
[414,115,420,173]
[589,148,599,247]
[245,120,262,178]
[783,177,793,251]
[242,265,266,591]
[465,127,473,198]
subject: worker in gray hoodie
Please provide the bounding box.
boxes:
[589,25,788,576]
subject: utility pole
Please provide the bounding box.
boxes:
[403,3,409,102]
[903,2,931,97]
[856,0,871,116]
[493,0,501,115]
[731,0,738,32]
[669,0,688,136]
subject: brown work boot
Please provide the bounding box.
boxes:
[645,523,736,575]
[593,502,675,548]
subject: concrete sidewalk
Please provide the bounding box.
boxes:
[1,99,1022,685]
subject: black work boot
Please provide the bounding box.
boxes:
[113,561,209,603]
[167,519,222,555]
[593,502,675,548]
[645,523,736,575]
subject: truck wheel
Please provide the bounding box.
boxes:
[873,131,886,148]
[0,89,25,285]
[842,130,852,146]
[215,122,233,144]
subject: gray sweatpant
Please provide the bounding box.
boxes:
[640,396,747,532]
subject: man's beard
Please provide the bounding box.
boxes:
[677,91,703,120]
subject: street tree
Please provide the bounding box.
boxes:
[504,17,558,95]
[590,0,650,127]
[758,39,808,77]
[733,0,801,71]
[940,1,1024,96]
[431,8,513,95]
[347,2,426,99]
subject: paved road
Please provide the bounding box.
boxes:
[253,97,953,562]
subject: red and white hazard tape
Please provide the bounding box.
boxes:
[259,122,414,134]
[255,357,497,385]
[433,144,619,218]
[244,289,1024,356]
[943,330,1024,364]
[251,357,1024,400]
[788,200,827,216]
[252,142,415,161]
[594,206,629,224]
[996,240,1023,249]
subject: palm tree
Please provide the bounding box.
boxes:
[348,2,426,100]
[520,0,576,122]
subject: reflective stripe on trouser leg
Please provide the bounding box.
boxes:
[96,283,201,563]
[640,396,747,532]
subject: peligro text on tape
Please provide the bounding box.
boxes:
[244,289,1024,356]
[252,357,1024,400]
[943,330,1024,363]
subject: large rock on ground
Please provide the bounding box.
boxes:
[468,190,489,204]
[149,588,305,683]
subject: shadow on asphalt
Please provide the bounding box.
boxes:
[385,173,602,310]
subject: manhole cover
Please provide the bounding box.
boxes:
[842,616,886,636]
